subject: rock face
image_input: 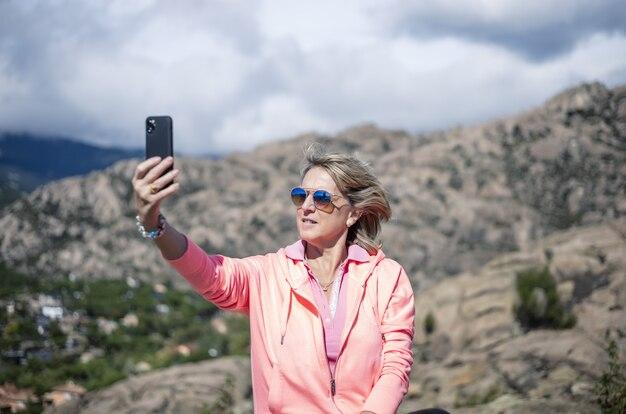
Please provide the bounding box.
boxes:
[45,356,252,414]
[1,82,625,292]
[400,218,626,413]
[2,82,625,413]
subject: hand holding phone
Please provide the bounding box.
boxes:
[132,115,179,229]
[145,115,174,189]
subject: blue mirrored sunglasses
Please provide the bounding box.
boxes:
[290,187,344,213]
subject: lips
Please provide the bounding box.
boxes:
[301,218,317,224]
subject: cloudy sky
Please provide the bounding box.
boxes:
[1,0,625,155]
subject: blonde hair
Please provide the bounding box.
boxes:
[300,143,392,254]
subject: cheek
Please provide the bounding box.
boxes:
[295,212,347,237]
[320,214,347,233]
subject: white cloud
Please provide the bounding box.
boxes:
[0,0,625,155]
[214,94,333,152]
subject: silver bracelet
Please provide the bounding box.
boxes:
[136,213,167,239]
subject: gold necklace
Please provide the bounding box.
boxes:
[304,255,342,292]
[318,277,337,292]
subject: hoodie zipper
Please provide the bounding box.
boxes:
[298,256,342,400]
[323,261,348,400]
[280,251,384,407]
[326,278,373,403]
[325,323,337,401]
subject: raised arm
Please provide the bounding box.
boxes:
[162,233,261,312]
[131,156,258,312]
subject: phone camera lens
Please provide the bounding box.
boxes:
[146,119,156,134]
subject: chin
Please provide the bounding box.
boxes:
[298,227,321,243]
[298,229,316,241]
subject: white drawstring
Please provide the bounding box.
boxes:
[280,282,292,345]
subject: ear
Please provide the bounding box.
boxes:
[346,209,363,228]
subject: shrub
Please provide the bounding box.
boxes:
[514,266,575,331]
[48,320,67,349]
[204,374,236,413]
[454,384,501,408]
[423,312,436,335]
[79,279,132,319]
[449,172,463,190]
[0,261,31,298]
[594,330,626,414]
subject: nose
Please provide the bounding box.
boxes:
[301,191,316,212]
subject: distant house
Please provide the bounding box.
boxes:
[153,283,167,294]
[42,305,64,320]
[79,347,104,364]
[59,311,82,335]
[126,276,138,288]
[0,382,37,413]
[33,293,65,321]
[35,310,64,337]
[64,333,87,354]
[121,313,139,328]
[24,346,52,363]
[96,318,118,335]
[35,314,50,330]
[37,294,62,308]
[43,381,86,408]
[5,301,15,316]
[175,343,197,357]
[1,349,25,365]
[10,340,53,364]
[156,304,170,315]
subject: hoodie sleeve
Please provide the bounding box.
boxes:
[162,233,262,313]
[361,264,415,414]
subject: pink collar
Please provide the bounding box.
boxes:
[284,239,370,263]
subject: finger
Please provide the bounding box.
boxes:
[151,182,180,202]
[143,157,174,184]
[152,168,179,188]
[141,175,172,201]
[134,157,162,181]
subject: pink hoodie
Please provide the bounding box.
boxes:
[164,234,415,413]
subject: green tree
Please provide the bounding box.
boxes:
[594,330,626,414]
[514,266,575,331]
[423,312,436,335]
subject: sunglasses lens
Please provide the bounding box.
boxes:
[313,190,332,207]
[291,187,307,206]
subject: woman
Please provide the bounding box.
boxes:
[132,145,415,413]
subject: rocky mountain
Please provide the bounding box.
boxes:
[2,81,625,412]
[0,132,222,210]
[0,82,624,292]
[0,133,144,208]
[401,217,625,413]
[45,356,252,414]
[46,218,625,413]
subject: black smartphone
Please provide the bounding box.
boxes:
[145,115,174,189]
